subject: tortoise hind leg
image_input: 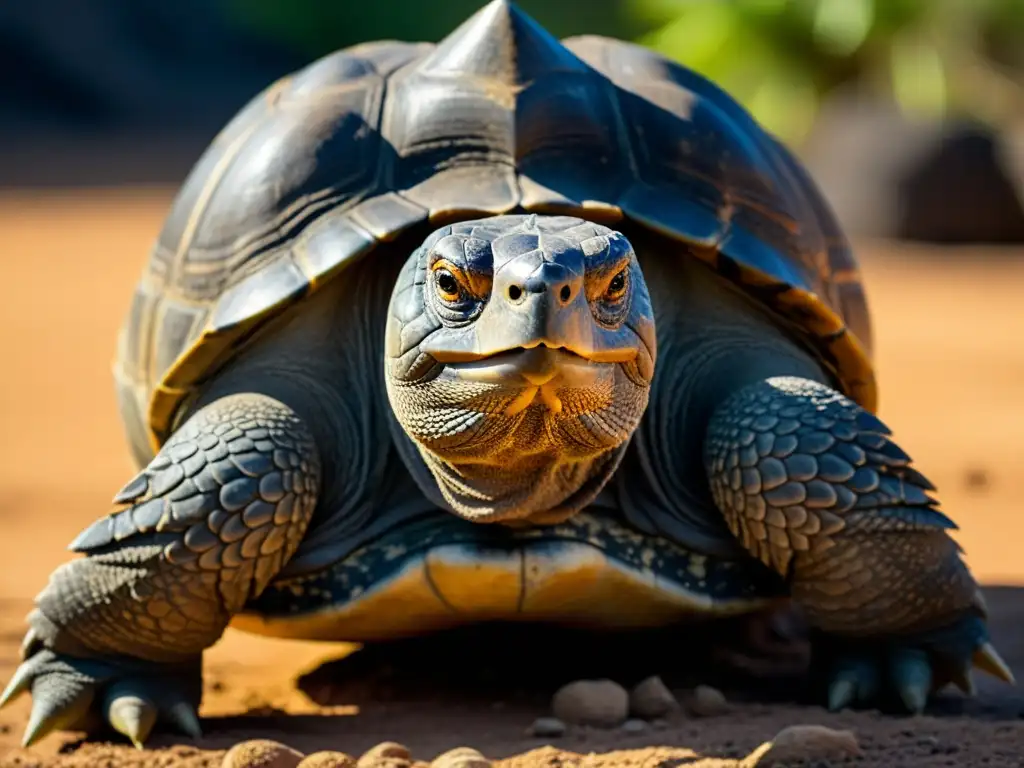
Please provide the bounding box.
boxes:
[0,392,321,747]
[703,376,1011,713]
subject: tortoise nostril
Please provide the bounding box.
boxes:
[508,284,523,301]
[559,284,571,303]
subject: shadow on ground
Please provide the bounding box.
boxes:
[292,585,1024,717]
[31,585,1024,766]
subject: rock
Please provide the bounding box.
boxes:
[221,740,305,768]
[298,754,357,768]
[650,718,668,730]
[686,685,729,718]
[360,744,411,762]
[628,675,678,719]
[357,743,413,768]
[551,679,629,728]
[430,747,491,768]
[621,719,647,734]
[743,724,861,766]
[527,717,567,738]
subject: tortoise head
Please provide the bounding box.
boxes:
[384,214,657,522]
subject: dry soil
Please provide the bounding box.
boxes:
[1,189,1023,767]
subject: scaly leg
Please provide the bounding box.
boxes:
[0,393,320,746]
[704,376,1012,712]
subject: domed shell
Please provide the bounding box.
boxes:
[114,0,874,466]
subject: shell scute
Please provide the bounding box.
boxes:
[121,3,874,460]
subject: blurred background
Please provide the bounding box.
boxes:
[3,2,1024,755]
[2,0,1024,239]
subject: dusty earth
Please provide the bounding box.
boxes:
[1,188,1024,766]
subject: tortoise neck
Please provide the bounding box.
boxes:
[616,252,831,532]
[388,413,630,526]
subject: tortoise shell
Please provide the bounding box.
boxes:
[114,0,875,466]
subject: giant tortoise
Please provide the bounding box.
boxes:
[2,0,1011,748]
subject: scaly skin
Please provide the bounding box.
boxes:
[1,393,320,746]
[705,376,1012,711]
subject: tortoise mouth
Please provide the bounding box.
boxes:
[446,345,604,394]
[441,346,612,416]
[237,510,785,642]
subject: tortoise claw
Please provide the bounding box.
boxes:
[827,677,856,711]
[22,674,96,747]
[890,649,931,715]
[104,684,158,750]
[0,654,41,709]
[166,701,203,740]
[825,656,877,711]
[973,642,1015,684]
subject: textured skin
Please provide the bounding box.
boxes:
[704,376,979,636]
[113,0,875,466]
[384,215,655,524]
[28,393,320,664]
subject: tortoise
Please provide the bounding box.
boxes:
[2,0,1011,748]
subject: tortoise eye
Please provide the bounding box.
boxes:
[604,269,628,301]
[434,269,462,302]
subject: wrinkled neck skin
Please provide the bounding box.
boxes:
[390,412,632,527]
[609,242,833,556]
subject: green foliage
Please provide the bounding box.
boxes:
[221,0,1024,144]
[634,0,1024,142]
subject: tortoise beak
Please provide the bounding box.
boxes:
[447,345,599,387]
[446,346,601,415]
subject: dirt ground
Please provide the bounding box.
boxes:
[1,188,1024,767]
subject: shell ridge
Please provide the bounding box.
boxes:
[126,16,877,457]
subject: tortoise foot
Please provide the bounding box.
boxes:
[811,612,1014,714]
[0,646,202,748]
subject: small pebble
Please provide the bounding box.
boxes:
[628,675,678,719]
[221,739,305,768]
[430,747,491,768]
[686,685,729,718]
[528,717,567,738]
[621,719,647,734]
[551,679,629,728]
[650,718,668,730]
[298,754,357,768]
[742,724,861,766]
[357,742,412,768]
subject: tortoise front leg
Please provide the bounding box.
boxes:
[703,376,1012,712]
[0,393,320,747]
